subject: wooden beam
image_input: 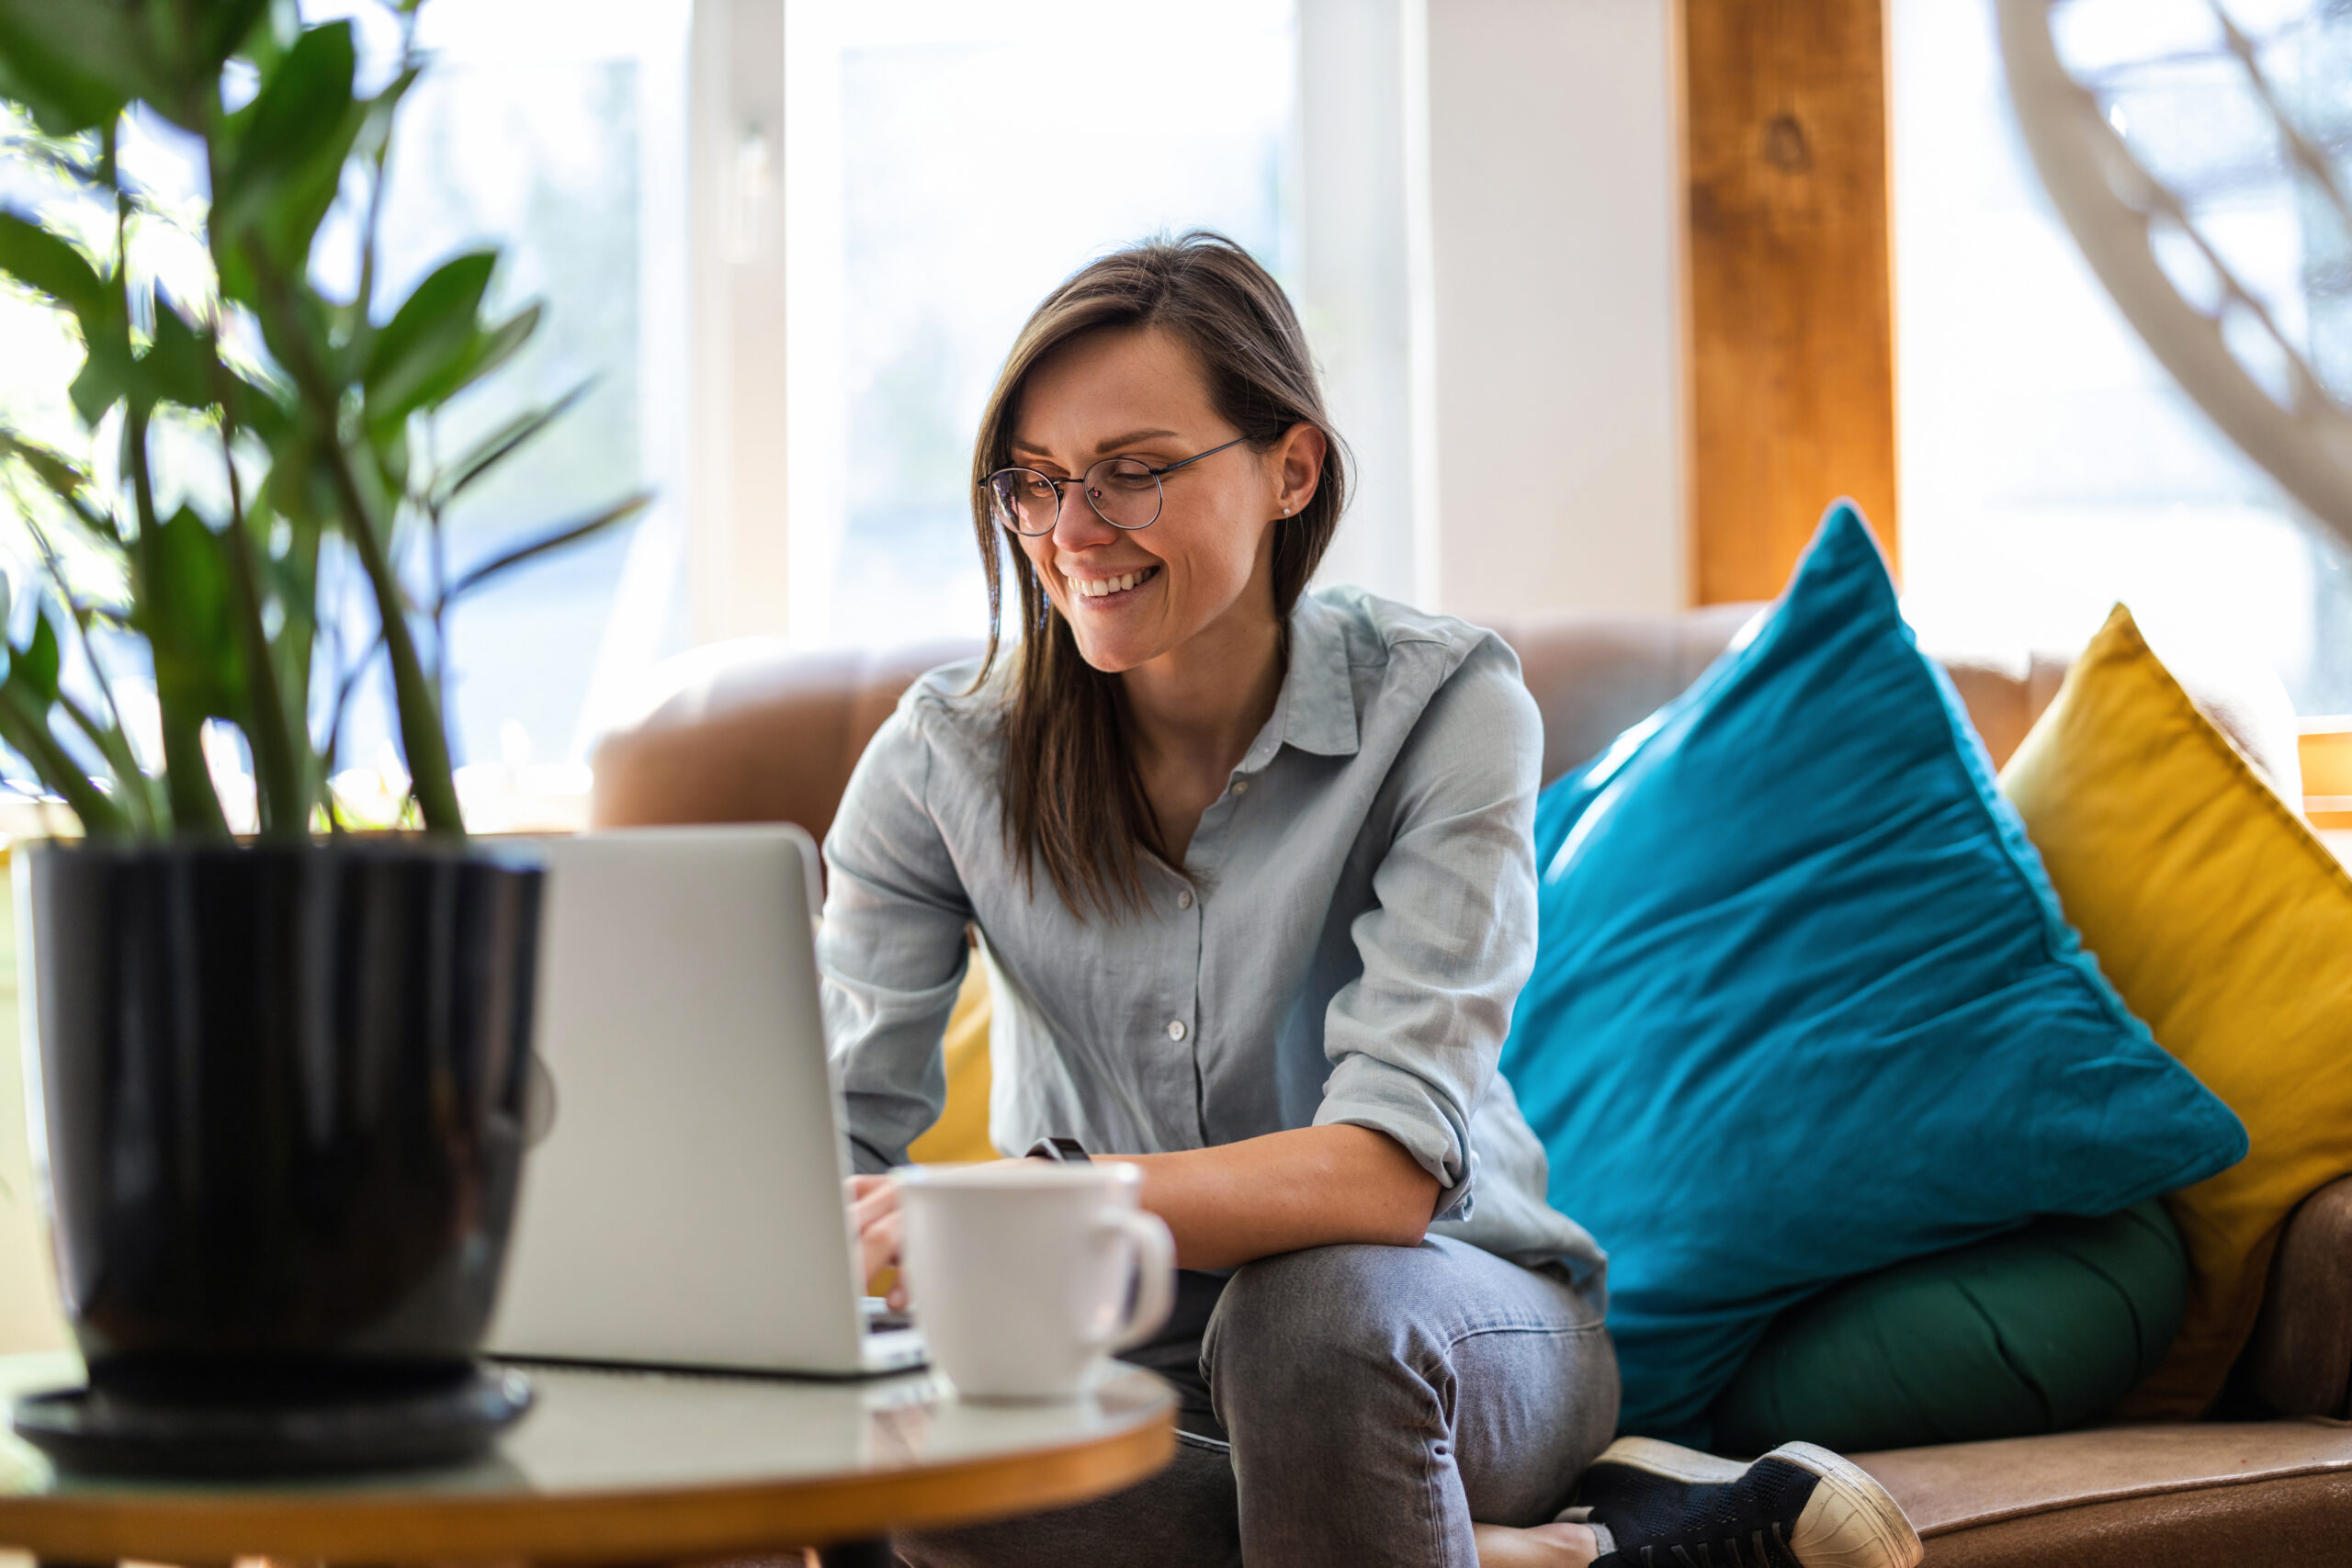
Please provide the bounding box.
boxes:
[1682,0,1899,604]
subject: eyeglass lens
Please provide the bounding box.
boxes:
[988,457,1161,536]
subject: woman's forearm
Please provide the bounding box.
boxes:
[1120,1124,1442,1270]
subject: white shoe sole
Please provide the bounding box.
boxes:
[1577,1437,1924,1568]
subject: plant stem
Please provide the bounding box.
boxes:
[328,434,461,831]
[126,401,229,840]
[209,351,305,838]
[24,516,156,833]
[0,693,127,837]
[354,9,414,326]
[22,517,152,831]
[424,416,452,728]
[270,348,460,829]
[239,240,462,833]
[110,116,225,840]
[56,691,152,833]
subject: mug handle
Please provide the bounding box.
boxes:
[1091,1207,1177,1352]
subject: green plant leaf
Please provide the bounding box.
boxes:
[181,0,275,106]
[0,1,149,134]
[0,669,125,836]
[140,299,216,411]
[457,301,539,389]
[243,276,336,394]
[211,19,363,289]
[67,333,133,424]
[350,61,418,176]
[373,299,542,440]
[0,424,85,500]
[57,687,153,833]
[0,209,106,318]
[238,0,302,79]
[432,379,592,506]
[362,250,496,429]
[446,491,652,602]
[138,506,247,721]
[8,604,59,705]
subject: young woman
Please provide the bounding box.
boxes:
[822,233,1919,1568]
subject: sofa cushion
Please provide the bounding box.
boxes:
[905,957,996,1164]
[1711,1201,2187,1455]
[1856,1419,2352,1568]
[2001,604,2352,1419]
[1497,501,2246,1441]
[2246,1174,2352,1419]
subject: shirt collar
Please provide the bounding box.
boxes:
[1240,592,1361,772]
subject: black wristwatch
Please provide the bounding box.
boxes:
[1024,1136,1091,1164]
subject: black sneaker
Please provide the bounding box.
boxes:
[1562,1436,1923,1568]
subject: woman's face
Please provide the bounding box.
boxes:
[1007,326,1321,675]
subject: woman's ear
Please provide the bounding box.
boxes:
[1275,422,1327,517]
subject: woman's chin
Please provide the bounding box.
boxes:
[1069,632,1157,674]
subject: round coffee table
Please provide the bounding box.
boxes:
[0,1350,1175,1566]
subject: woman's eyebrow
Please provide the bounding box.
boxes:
[1010,428,1182,460]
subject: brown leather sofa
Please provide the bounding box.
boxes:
[590,606,2352,1565]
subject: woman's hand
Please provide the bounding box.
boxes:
[848,1173,907,1309]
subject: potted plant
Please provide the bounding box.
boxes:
[0,2,645,1474]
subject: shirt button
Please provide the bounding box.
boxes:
[1166,1020,1188,1042]
[1177,888,1194,909]
[1232,780,1250,795]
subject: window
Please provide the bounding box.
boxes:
[0,0,1318,818]
[0,1,690,818]
[1893,0,2352,713]
[782,0,1298,647]
[327,0,694,773]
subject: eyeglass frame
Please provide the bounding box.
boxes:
[981,434,1254,536]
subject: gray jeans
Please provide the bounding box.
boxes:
[899,1235,1619,1568]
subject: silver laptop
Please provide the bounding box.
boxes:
[487,824,925,1377]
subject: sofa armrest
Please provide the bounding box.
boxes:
[587,637,981,840]
[2245,1174,2352,1418]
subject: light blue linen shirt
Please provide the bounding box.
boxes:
[818,585,1606,1286]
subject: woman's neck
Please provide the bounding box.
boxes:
[1119,595,1287,863]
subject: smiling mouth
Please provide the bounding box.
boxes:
[1069,565,1162,604]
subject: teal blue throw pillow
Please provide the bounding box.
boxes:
[1498,502,2245,1443]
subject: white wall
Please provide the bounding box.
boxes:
[1428,0,1684,620]
[689,0,794,646]
[0,866,68,1355]
[1298,0,1426,607]
[1301,0,1685,621]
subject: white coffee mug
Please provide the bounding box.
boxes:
[893,1160,1176,1402]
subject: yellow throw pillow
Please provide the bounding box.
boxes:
[905,957,997,1164]
[2001,604,2352,1417]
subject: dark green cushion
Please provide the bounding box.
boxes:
[1708,1201,2188,1455]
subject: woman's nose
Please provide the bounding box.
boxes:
[1050,481,1120,549]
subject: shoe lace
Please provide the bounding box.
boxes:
[1634,1521,1790,1568]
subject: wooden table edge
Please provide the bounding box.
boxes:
[0,1409,1178,1562]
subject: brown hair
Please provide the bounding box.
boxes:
[971,231,1348,918]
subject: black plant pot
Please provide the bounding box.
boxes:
[14,838,544,1474]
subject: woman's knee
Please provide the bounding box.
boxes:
[1203,1243,1448,1419]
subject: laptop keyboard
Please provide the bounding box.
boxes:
[859,1296,915,1335]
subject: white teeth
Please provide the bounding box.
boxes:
[1075,569,1152,599]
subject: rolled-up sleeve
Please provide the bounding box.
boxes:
[818,701,975,1173]
[1312,636,1543,1221]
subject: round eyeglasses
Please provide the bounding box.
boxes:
[983,435,1250,536]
